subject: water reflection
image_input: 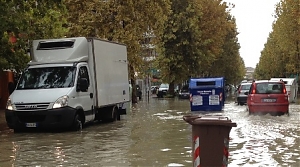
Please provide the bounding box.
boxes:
[0,98,299,166]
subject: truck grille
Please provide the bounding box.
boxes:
[17,113,46,122]
[15,103,50,111]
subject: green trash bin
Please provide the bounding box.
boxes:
[183,115,237,167]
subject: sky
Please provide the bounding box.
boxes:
[223,0,281,68]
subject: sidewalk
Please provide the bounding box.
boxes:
[0,109,9,131]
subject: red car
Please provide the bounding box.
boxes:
[246,80,289,115]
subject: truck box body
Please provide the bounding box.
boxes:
[5,37,130,131]
[90,39,129,107]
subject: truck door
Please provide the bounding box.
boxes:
[77,65,94,122]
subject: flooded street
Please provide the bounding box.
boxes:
[0,97,299,166]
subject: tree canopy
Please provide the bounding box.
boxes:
[254,0,300,79]
[0,0,246,99]
[0,0,67,73]
[157,0,245,93]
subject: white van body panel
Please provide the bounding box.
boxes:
[270,78,298,103]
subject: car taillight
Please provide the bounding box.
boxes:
[283,88,287,94]
[251,84,256,94]
[238,87,241,94]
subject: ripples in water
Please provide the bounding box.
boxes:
[0,98,299,166]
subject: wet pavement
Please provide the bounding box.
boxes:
[0,97,299,166]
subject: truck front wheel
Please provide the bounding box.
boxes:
[71,113,83,131]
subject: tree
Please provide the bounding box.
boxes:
[0,0,30,72]
[209,14,245,84]
[66,0,170,103]
[196,0,231,77]
[0,0,68,73]
[274,0,300,76]
[157,0,243,95]
[156,0,204,96]
[255,0,300,79]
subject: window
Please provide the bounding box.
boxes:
[160,84,169,88]
[77,66,90,86]
[256,83,284,94]
[17,66,76,90]
[196,81,215,86]
[241,84,251,90]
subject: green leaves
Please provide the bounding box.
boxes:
[0,0,68,72]
[255,0,300,79]
[0,0,245,87]
[157,0,244,85]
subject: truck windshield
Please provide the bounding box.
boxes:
[17,66,76,90]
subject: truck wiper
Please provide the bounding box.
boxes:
[37,84,50,89]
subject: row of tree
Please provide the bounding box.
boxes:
[0,0,245,100]
[254,0,299,79]
[156,0,245,94]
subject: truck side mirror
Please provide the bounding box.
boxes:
[77,78,88,92]
[8,82,16,95]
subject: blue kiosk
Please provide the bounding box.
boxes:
[189,77,225,111]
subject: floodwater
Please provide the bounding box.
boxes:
[0,96,299,167]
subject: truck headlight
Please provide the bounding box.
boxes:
[53,95,69,109]
[6,98,14,110]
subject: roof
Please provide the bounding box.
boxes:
[241,82,252,85]
[254,80,285,84]
[270,78,296,85]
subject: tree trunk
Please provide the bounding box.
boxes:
[130,65,138,104]
[168,81,175,97]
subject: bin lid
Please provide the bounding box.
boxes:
[183,115,237,127]
[189,77,224,88]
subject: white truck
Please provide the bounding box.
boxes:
[5,37,130,131]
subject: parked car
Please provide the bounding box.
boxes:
[157,83,169,98]
[246,80,289,115]
[236,82,252,105]
[178,85,189,99]
[136,85,142,100]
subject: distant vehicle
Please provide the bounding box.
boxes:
[157,83,169,98]
[136,85,142,100]
[236,83,252,105]
[178,85,189,99]
[151,86,158,94]
[270,78,298,103]
[246,80,289,115]
[241,80,248,84]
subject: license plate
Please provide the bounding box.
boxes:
[26,123,37,128]
[262,99,276,102]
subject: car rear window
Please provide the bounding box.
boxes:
[255,83,284,94]
[241,84,251,90]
